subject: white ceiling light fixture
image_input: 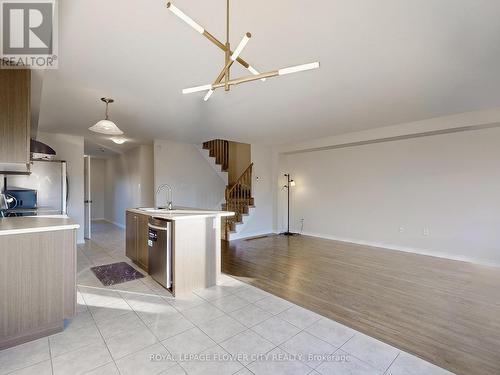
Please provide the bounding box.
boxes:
[89,98,124,135]
[204,90,214,102]
[166,0,320,101]
[111,137,127,144]
[278,62,321,76]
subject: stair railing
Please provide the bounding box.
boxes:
[203,139,229,171]
[224,163,253,239]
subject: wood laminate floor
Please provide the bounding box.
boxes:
[222,234,500,375]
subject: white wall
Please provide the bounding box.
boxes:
[139,145,154,207]
[229,144,275,240]
[37,132,85,243]
[278,126,500,266]
[276,107,500,154]
[154,140,226,210]
[90,158,106,220]
[104,145,154,228]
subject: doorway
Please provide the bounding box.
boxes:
[84,155,92,239]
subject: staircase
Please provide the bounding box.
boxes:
[223,163,254,237]
[203,139,229,172]
[202,140,254,240]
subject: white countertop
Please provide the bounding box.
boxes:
[127,208,235,220]
[0,216,79,236]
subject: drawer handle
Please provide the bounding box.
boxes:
[148,224,169,231]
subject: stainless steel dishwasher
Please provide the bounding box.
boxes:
[148,217,172,290]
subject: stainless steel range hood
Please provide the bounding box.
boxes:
[30,139,56,160]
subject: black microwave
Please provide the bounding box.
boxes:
[5,188,37,209]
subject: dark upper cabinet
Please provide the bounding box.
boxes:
[0,69,31,164]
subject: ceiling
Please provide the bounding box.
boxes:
[37,0,500,146]
[84,139,120,158]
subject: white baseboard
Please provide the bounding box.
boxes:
[299,231,500,268]
[230,230,278,241]
[91,218,105,221]
[103,219,125,229]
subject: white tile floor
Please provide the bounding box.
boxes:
[0,221,455,375]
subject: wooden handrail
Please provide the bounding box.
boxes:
[226,163,253,200]
[223,162,253,239]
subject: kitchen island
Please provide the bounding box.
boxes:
[126,208,233,296]
[0,216,79,349]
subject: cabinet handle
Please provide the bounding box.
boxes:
[148,223,169,231]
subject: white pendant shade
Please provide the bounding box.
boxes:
[89,119,124,135]
[89,97,124,135]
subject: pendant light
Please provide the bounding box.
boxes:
[111,137,127,144]
[89,98,124,135]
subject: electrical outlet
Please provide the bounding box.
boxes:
[423,227,430,236]
[399,226,405,233]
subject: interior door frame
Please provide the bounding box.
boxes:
[84,156,91,239]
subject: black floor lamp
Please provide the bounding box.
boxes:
[281,173,296,236]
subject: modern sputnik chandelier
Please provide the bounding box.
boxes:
[166,0,320,101]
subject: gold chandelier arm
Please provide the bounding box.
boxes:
[204,29,267,82]
[226,0,230,44]
[182,71,273,95]
[204,56,235,100]
[184,62,320,95]
[215,60,235,86]
[225,42,230,91]
[212,70,279,89]
[167,2,266,80]
[202,30,251,69]
[224,0,230,90]
[204,32,252,100]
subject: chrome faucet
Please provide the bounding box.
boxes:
[156,184,173,210]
